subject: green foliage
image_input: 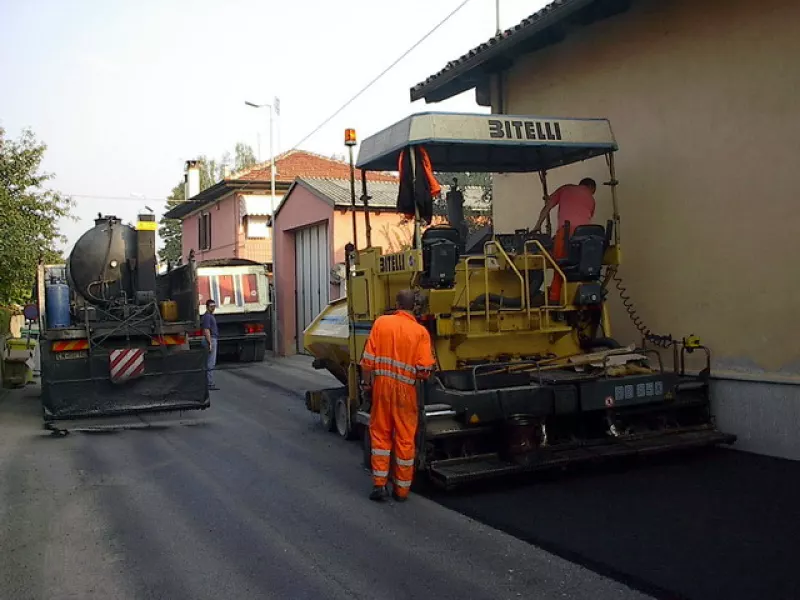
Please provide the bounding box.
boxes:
[158,181,186,264]
[235,143,257,172]
[0,127,73,304]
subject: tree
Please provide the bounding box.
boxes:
[235,142,257,172]
[158,182,185,265]
[0,127,73,304]
[158,155,216,265]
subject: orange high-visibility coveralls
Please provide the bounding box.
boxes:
[360,311,435,498]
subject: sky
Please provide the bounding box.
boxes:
[0,0,546,254]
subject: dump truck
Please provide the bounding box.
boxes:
[36,213,209,432]
[303,113,735,489]
[190,258,272,362]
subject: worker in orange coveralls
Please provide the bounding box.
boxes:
[360,289,435,502]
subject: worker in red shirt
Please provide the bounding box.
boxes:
[532,177,597,304]
[360,289,435,502]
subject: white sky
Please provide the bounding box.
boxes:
[0,0,547,254]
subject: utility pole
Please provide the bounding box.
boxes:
[496,0,500,34]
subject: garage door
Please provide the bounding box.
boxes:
[295,222,330,354]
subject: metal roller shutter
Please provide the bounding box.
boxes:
[295,222,329,353]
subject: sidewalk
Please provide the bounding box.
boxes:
[219,353,341,400]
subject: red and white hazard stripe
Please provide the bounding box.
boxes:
[109,348,146,383]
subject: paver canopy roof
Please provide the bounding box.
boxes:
[356,112,617,173]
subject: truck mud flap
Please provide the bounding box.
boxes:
[427,427,736,490]
[41,347,210,423]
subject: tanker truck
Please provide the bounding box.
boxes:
[36,213,210,431]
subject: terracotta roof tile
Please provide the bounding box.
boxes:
[234,150,398,183]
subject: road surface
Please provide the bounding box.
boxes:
[0,360,646,600]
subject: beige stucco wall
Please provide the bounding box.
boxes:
[491,0,800,377]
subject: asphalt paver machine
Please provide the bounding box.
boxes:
[304,112,735,489]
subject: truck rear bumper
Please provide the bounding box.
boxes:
[41,347,210,422]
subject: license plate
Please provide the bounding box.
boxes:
[55,350,88,361]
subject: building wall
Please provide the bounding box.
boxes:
[273,186,335,356]
[491,0,800,458]
[181,193,238,261]
[331,210,413,263]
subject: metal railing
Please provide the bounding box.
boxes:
[461,236,569,335]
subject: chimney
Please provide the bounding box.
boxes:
[221,164,231,179]
[184,160,200,201]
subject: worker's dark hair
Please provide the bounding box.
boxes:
[579,177,597,189]
[396,289,416,311]
[206,299,216,308]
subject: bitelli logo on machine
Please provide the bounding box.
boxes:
[488,119,563,141]
[379,253,407,273]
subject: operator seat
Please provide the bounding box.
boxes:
[420,225,461,289]
[422,224,462,250]
[558,221,613,282]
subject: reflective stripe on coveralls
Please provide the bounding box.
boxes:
[360,311,435,497]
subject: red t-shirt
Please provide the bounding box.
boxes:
[550,184,595,230]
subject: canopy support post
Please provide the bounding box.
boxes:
[348,144,358,255]
[606,152,621,246]
[361,169,372,248]
[539,170,552,236]
[410,147,423,251]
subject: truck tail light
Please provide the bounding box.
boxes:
[244,323,264,334]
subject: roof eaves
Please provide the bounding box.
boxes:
[272,179,302,220]
[163,180,234,219]
[410,0,598,103]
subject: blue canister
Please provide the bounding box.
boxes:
[45,283,71,328]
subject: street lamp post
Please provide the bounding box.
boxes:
[244,100,278,220]
[245,98,281,355]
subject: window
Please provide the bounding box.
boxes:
[198,212,211,250]
[245,215,270,239]
[241,274,260,304]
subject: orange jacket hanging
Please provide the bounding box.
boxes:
[397,146,441,223]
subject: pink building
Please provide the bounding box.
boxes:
[164,151,397,269]
[273,178,490,356]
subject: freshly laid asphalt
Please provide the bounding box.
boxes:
[426,448,800,600]
[0,359,647,600]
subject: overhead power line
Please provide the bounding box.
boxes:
[289,0,474,151]
[70,1,473,211]
[68,194,172,202]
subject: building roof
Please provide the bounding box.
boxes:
[235,150,398,183]
[275,177,491,219]
[410,0,630,103]
[165,150,398,220]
